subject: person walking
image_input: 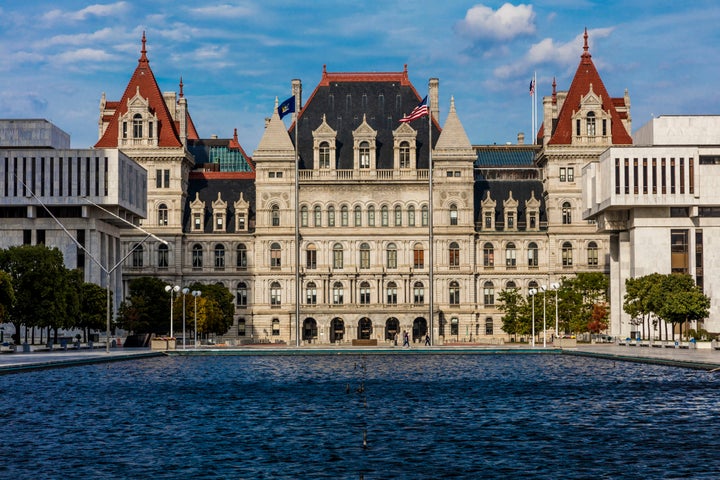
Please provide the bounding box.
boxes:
[425,334,431,346]
[402,330,410,348]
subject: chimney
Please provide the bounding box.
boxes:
[517,132,525,145]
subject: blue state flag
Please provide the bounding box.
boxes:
[278,95,296,119]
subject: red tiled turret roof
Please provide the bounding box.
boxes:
[95,32,183,148]
[548,29,632,145]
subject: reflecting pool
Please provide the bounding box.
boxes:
[2,354,720,479]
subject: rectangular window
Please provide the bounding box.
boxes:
[238,213,246,230]
[615,158,620,194]
[576,119,581,136]
[633,159,638,194]
[602,119,607,136]
[670,158,676,194]
[567,167,574,182]
[679,158,685,194]
[559,167,566,182]
[238,318,246,336]
[306,249,316,269]
[652,158,657,194]
[670,229,688,274]
[624,159,629,194]
[642,159,648,194]
[193,213,201,230]
[661,158,667,194]
[164,169,170,188]
[689,158,694,194]
[696,229,703,290]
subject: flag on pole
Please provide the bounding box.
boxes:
[399,96,429,123]
[529,79,535,96]
[278,95,295,119]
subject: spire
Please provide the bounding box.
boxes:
[179,76,184,98]
[552,76,557,104]
[254,98,296,158]
[139,31,148,64]
[581,27,591,64]
[434,96,475,158]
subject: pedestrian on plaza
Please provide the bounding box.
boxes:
[403,330,410,348]
[425,334,430,346]
[394,332,398,346]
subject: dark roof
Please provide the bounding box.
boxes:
[292,70,440,170]
[475,145,540,167]
[474,179,547,224]
[184,174,255,233]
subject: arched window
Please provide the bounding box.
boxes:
[214,243,225,268]
[586,111,596,137]
[368,205,375,226]
[236,282,248,307]
[528,280,539,290]
[449,241,460,267]
[505,242,516,267]
[399,141,411,168]
[449,204,458,226]
[270,242,281,268]
[562,242,573,267]
[314,206,322,227]
[237,243,247,269]
[394,205,402,226]
[483,242,494,267]
[132,244,143,268]
[270,281,281,306]
[328,205,336,227]
[381,205,389,226]
[300,206,308,227]
[158,244,168,268]
[305,281,317,305]
[450,317,459,336]
[272,317,280,335]
[562,201,572,224]
[332,281,344,305]
[528,242,539,267]
[359,141,371,169]
[413,281,424,304]
[319,141,330,169]
[341,205,349,226]
[359,281,371,304]
[506,280,517,290]
[306,243,317,270]
[133,113,143,138]
[413,243,424,269]
[386,281,397,304]
[333,243,344,269]
[354,205,362,226]
[421,205,429,226]
[588,241,599,266]
[386,243,397,269]
[485,317,494,335]
[449,280,460,305]
[483,281,495,306]
[359,242,370,269]
[192,244,203,269]
[408,205,416,226]
[157,203,168,226]
[271,204,280,226]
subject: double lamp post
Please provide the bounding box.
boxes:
[165,285,201,349]
[529,283,560,347]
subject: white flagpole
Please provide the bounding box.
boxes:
[428,92,434,346]
[294,96,300,347]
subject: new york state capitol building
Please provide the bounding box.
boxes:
[3,31,719,344]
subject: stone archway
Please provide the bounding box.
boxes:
[385,317,400,342]
[358,317,372,340]
[303,318,318,343]
[330,317,345,343]
[412,317,427,343]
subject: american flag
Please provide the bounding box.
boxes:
[529,79,535,96]
[399,96,429,123]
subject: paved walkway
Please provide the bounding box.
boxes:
[2,343,720,374]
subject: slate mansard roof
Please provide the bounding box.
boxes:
[292,66,441,170]
[185,173,256,233]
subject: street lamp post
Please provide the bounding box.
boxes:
[165,285,180,339]
[541,285,547,348]
[192,290,201,348]
[550,283,560,342]
[182,287,189,349]
[529,288,537,347]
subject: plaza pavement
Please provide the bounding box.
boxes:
[2,342,720,374]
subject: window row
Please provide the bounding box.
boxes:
[299,204,429,228]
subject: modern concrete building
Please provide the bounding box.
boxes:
[583,115,720,338]
[0,118,147,308]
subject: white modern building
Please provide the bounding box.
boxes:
[583,115,720,338]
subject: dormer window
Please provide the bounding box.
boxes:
[319,141,330,169]
[586,111,596,137]
[133,114,143,138]
[399,141,411,168]
[359,141,371,169]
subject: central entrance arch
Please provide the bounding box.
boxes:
[303,318,317,343]
[385,317,399,341]
[358,317,372,340]
[330,317,345,343]
[412,317,427,343]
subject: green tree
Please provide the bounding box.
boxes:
[560,273,609,335]
[0,270,15,324]
[498,288,525,341]
[655,274,710,341]
[76,280,110,341]
[0,245,71,344]
[184,282,234,337]
[117,276,170,335]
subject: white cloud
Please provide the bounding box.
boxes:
[456,3,535,41]
[188,3,255,18]
[36,28,123,48]
[42,2,129,23]
[52,48,117,65]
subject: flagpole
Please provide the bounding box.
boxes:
[428,93,434,346]
[294,96,300,348]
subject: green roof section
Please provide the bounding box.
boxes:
[209,145,253,172]
[474,146,538,167]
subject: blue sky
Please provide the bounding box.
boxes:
[0,1,718,150]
